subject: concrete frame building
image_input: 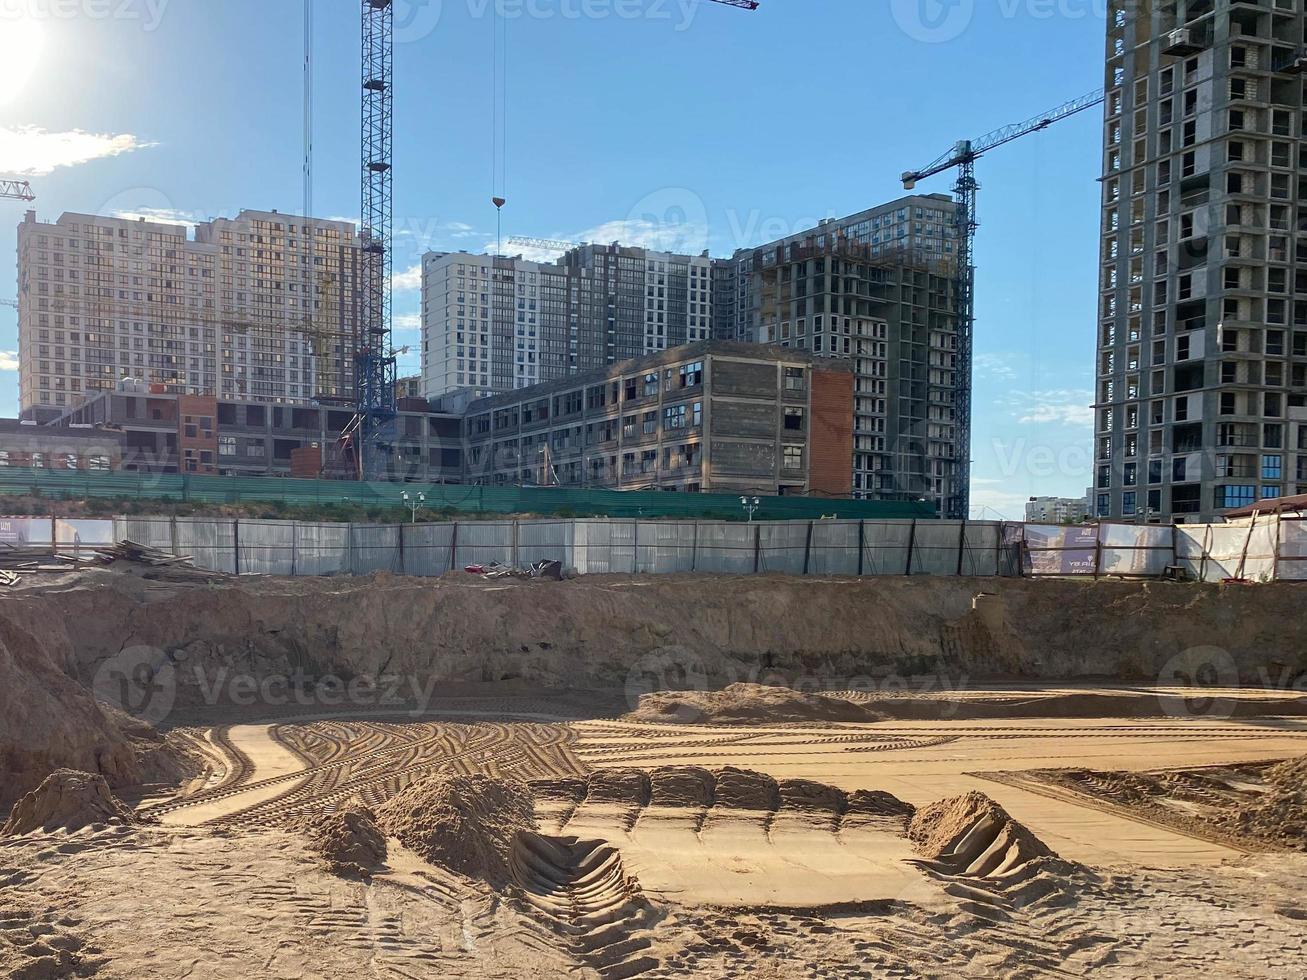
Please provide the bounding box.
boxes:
[420,244,712,399]
[711,194,958,343]
[1096,2,1307,523]
[462,342,853,497]
[17,209,366,419]
[710,197,964,515]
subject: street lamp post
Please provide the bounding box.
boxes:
[740,496,760,523]
[401,490,426,524]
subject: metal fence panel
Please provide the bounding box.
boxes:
[910,521,964,576]
[635,521,696,574]
[693,522,757,574]
[862,521,913,575]
[758,522,810,576]
[808,521,861,576]
[114,516,175,553]
[235,519,295,575]
[518,520,573,569]
[960,522,1001,577]
[294,522,350,576]
[174,517,237,575]
[351,524,402,574]
[572,519,635,574]
[455,521,514,569]
[400,523,456,577]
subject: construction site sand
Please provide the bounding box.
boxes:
[7,572,1307,976]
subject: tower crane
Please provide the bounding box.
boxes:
[0,180,34,202]
[901,88,1104,521]
[507,236,584,253]
[0,299,17,310]
[343,0,757,481]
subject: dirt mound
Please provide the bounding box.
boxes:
[630,683,887,725]
[299,806,387,876]
[0,608,158,812]
[649,766,716,808]
[713,767,781,811]
[2,770,137,835]
[908,791,1058,878]
[374,774,536,884]
[1218,756,1307,850]
[585,769,652,807]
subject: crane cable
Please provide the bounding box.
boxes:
[491,3,508,255]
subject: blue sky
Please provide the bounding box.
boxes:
[0,0,1107,518]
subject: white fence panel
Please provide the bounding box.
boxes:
[758,522,809,575]
[236,520,295,575]
[571,519,635,574]
[635,521,696,574]
[694,523,756,574]
[351,524,402,574]
[862,521,913,575]
[808,521,861,576]
[911,521,963,576]
[518,521,573,569]
[401,523,457,577]
[175,517,237,575]
[455,521,514,569]
[295,522,350,576]
[960,522,1002,577]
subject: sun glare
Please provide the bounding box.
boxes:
[0,17,44,106]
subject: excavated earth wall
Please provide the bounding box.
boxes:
[3,569,1306,809]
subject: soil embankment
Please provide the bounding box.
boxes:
[3,569,1307,808]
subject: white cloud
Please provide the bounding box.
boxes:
[111,207,203,226]
[0,125,154,176]
[393,313,421,333]
[391,264,422,292]
[0,351,19,372]
[493,214,712,263]
[1017,390,1094,428]
[974,352,1019,382]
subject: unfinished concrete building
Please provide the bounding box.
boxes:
[1096,1,1307,522]
[745,236,961,515]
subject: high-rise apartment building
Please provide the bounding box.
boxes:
[420,244,713,398]
[1096,2,1307,523]
[712,194,958,342]
[17,209,365,418]
[711,194,965,515]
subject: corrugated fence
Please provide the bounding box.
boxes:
[6,514,1303,581]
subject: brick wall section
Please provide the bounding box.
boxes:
[809,369,854,497]
[177,395,219,475]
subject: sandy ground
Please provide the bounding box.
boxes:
[6,688,1307,978]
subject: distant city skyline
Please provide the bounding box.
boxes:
[0,0,1107,517]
